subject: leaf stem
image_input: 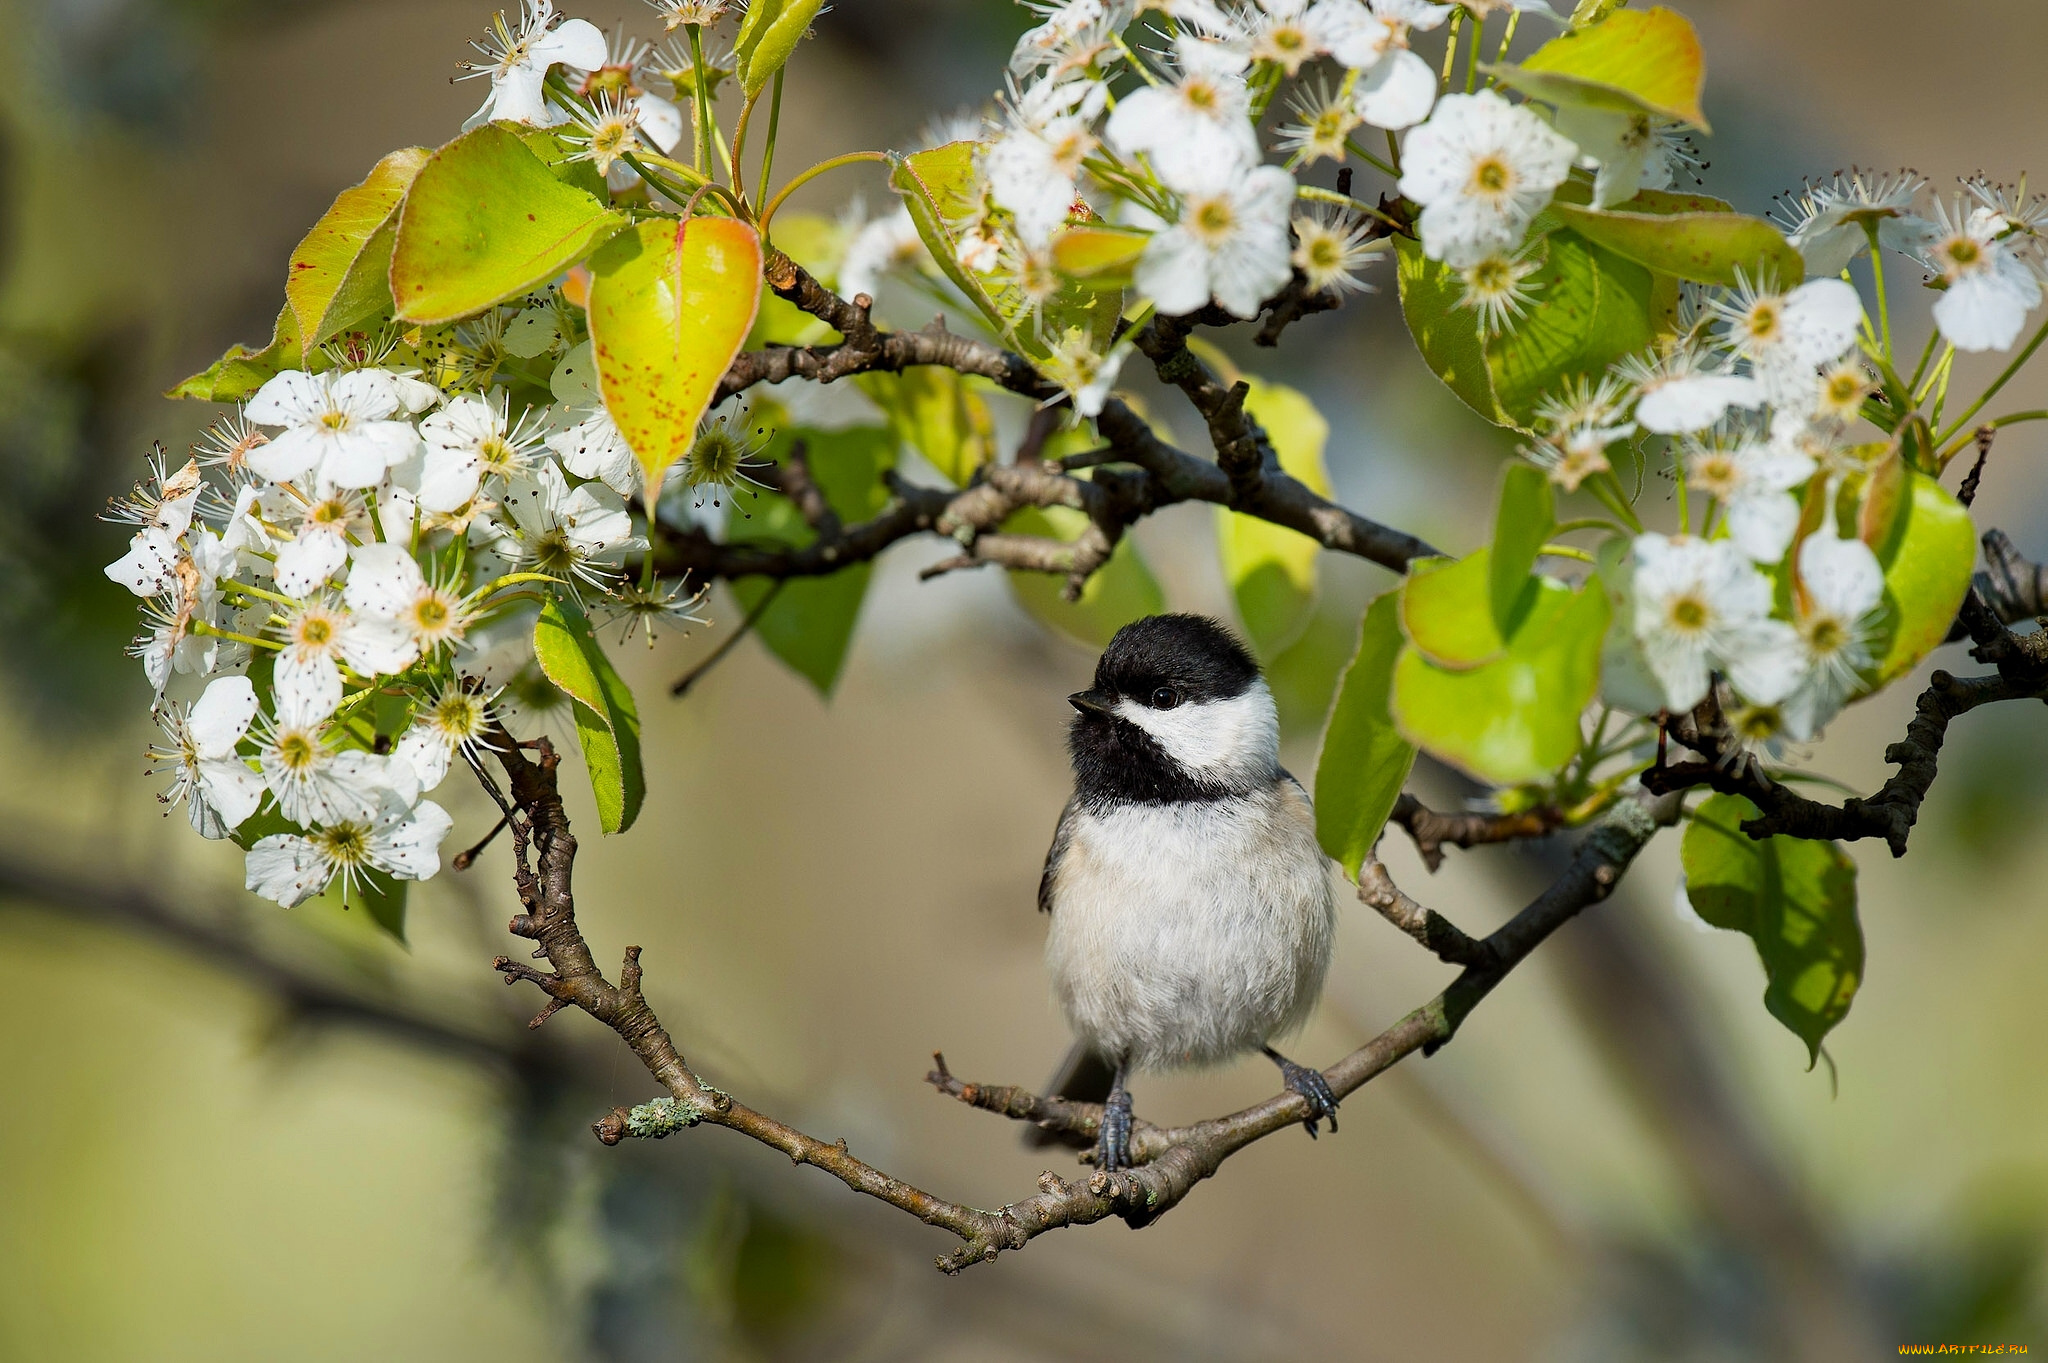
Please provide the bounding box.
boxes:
[758,151,890,234]
[1342,136,1399,180]
[1905,324,1941,395]
[757,69,785,234]
[1295,184,1404,232]
[191,620,282,651]
[1586,471,1643,533]
[1864,222,1891,362]
[687,23,714,174]
[1493,11,1521,65]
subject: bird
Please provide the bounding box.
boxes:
[1035,613,1340,1173]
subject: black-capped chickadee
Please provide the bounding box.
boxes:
[1035,614,1340,1172]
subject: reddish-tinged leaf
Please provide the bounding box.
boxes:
[586,216,764,501]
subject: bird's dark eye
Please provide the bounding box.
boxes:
[1148,685,1182,710]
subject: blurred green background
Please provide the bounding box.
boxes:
[4,0,2048,1358]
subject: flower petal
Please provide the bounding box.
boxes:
[246,834,330,907]
[190,674,260,755]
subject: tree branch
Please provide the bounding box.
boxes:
[479,722,1674,1274]
[1390,793,1565,872]
[1643,669,2041,855]
[666,261,1438,596]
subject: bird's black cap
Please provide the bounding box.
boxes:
[1091,614,1259,704]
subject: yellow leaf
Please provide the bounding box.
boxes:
[586,216,764,502]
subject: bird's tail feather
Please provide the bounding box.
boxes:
[1022,1043,1116,1149]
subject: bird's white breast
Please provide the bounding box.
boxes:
[1043,780,1336,1072]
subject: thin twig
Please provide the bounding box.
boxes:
[671,581,786,697]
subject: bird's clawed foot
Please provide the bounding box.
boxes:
[1263,1045,1340,1139]
[1095,1074,1133,1172]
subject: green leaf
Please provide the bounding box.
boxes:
[1866,468,1977,686]
[890,142,1010,339]
[1400,551,1506,668]
[1215,378,1333,657]
[390,123,625,326]
[1682,793,1862,1064]
[166,304,303,402]
[587,216,764,497]
[854,366,994,488]
[1493,6,1709,130]
[1491,463,1555,635]
[734,0,825,97]
[1006,505,1166,649]
[515,126,609,200]
[1052,224,1149,288]
[728,426,896,695]
[532,598,645,834]
[1392,577,1610,784]
[1549,200,1805,292]
[284,147,432,358]
[1314,591,1419,879]
[1397,229,1657,432]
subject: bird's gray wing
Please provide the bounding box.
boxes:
[1037,795,1078,916]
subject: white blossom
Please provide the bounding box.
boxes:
[1327,0,1452,131]
[104,457,204,596]
[1553,108,1684,209]
[1398,90,1576,267]
[272,488,372,598]
[256,689,413,829]
[1103,55,1259,195]
[547,405,641,499]
[416,393,549,512]
[1906,197,2044,353]
[564,28,687,187]
[459,0,608,129]
[1632,533,1800,712]
[985,86,1105,247]
[1136,164,1294,317]
[274,596,413,721]
[245,370,422,491]
[1010,0,1130,80]
[1684,439,1815,564]
[1039,328,1128,417]
[1779,170,1922,275]
[1711,277,1865,406]
[148,675,264,839]
[503,461,643,587]
[1522,424,1629,492]
[106,527,185,598]
[344,543,477,668]
[1291,207,1383,295]
[245,793,453,909]
[129,530,237,693]
[392,681,502,793]
[1778,530,1887,738]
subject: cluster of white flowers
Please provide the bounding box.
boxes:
[824,0,1742,415]
[105,303,733,909]
[1778,171,2048,354]
[461,0,701,190]
[1511,266,1887,745]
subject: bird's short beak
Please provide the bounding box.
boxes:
[1068,689,1116,716]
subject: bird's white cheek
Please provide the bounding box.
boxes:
[1113,683,1278,779]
